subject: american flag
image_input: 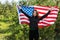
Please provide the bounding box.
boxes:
[17,5,59,28]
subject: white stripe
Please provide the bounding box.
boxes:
[37,10,58,14]
[51,11,58,13]
[18,14,21,24]
[46,16,57,18]
[34,6,50,9]
[47,15,57,17]
[20,20,30,23]
[44,18,56,20]
[20,13,25,15]
[39,13,57,16]
[38,24,47,26]
[39,14,45,16]
[39,21,55,24]
[52,8,59,11]
[20,16,28,19]
[37,10,48,13]
[41,18,56,20]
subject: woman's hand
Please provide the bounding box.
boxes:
[17,5,21,9]
[49,7,55,10]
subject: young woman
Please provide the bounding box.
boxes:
[19,6,52,40]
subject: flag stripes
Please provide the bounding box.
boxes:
[17,6,59,28]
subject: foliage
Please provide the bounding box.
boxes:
[0,0,60,40]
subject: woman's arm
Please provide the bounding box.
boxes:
[38,10,51,21]
[17,5,30,18]
[20,9,30,18]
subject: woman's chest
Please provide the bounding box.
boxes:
[29,17,38,22]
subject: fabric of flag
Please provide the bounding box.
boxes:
[21,6,34,17]
[17,5,59,28]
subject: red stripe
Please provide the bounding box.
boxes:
[46,24,51,26]
[38,12,46,14]
[20,14,25,16]
[38,22,48,24]
[38,24,51,27]
[38,26,44,28]
[34,7,48,10]
[34,6,50,9]
[46,17,56,19]
[52,10,58,11]
[20,18,29,20]
[49,13,57,15]
[38,22,51,26]
[44,19,56,21]
[21,21,29,25]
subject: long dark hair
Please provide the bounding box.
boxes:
[33,10,38,17]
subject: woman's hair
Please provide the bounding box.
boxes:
[33,10,38,17]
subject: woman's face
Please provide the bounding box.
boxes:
[33,11,37,17]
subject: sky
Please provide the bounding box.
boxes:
[0,0,28,4]
[0,0,19,4]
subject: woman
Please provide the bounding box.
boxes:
[19,6,52,40]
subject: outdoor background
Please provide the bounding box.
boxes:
[0,0,60,40]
